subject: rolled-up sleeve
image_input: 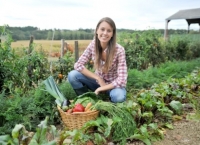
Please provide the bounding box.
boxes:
[74,41,94,72]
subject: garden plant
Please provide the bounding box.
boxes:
[0,26,200,145]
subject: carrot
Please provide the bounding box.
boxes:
[85,102,92,112]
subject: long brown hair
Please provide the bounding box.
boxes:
[94,17,117,73]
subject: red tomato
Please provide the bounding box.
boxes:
[72,103,85,112]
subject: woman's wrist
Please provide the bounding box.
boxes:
[95,76,101,82]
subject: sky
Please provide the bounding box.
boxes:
[0,0,200,30]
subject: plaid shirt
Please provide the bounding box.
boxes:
[74,40,127,88]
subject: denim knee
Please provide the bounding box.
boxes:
[67,70,79,82]
[109,88,126,103]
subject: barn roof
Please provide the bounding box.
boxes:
[164,8,200,39]
[166,8,200,20]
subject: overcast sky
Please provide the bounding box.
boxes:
[0,0,200,30]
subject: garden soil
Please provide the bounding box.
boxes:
[126,114,200,145]
[126,97,200,145]
[152,119,200,145]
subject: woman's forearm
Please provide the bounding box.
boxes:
[97,83,114,92]
[80,67,106,87]
[80,67,98,80]
[94,83,114,94]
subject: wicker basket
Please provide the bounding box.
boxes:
[57,106,99,130]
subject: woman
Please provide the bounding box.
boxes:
[67,17,127,103]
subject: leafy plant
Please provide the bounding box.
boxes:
[0,117,58,145]
[43,76,67,106]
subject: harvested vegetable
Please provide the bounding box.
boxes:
[62,100,71,107]
[43,76,67,106]
[73,92,98,107]
[85,102,92,112]
[72,103,85,112]
[92,100,136,143]
[67,109,73,113]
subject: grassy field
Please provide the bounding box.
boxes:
[11,40,92,53]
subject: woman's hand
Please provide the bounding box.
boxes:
[95,83,114,95]
[94,88,101,95]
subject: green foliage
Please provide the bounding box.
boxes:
[6,25,198,41]
[127,58,200,91]
[93,101,137,143]
[0,26,51,93]
[169,100,183,115]
[0,84,57,135]
[0,69,199,144]
[58,81,76,100]
[1,25,200,144]
[50,51,75,77]
[7,26,94,40]
[118,30,165,70]
[0,117,58,145]
[118,31,200,70]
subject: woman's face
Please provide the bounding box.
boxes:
[96,21,113,46]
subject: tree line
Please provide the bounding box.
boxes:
[4,26,197,41]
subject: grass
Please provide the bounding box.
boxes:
[127,58,200,91]
[170,34,200,42]
[11,40,92,53]
[11,39,92,62]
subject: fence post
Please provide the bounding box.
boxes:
[28,35,34,86]
[60,39,65,58]
[28,35,34,54]
[74,41,79,62]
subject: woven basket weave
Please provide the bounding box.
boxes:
[57,106,99,130]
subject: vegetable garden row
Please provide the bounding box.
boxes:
[0,26,200,145]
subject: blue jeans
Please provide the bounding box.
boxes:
[67,70,126,103]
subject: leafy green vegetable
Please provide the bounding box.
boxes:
[73,92,99,107]
[77,92,99,100]
[43,76,66,106]
[93,101,137,143]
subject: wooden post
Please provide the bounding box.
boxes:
[188,24,190,34]
[164,20,170,41]
[27,35,34,86]
[60,39,65,58]
[28,35,34,54]
[199,24,200,33]
[74,41,79,62]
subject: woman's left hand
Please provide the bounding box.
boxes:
[94,88,100,95]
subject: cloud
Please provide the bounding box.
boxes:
[0,0,200,30]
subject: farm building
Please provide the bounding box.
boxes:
[164,8,200,39]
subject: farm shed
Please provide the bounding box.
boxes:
[164,8,200,39]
